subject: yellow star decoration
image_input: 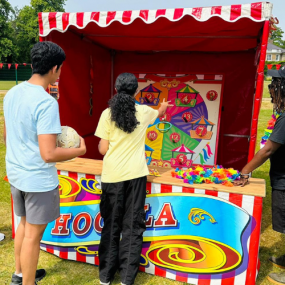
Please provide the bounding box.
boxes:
[157,159,164,167]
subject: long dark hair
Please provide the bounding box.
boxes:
[268,77,285,113]
[109,73,140,133]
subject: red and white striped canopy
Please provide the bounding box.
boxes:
[39,2,272,37]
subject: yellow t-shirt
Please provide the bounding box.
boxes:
[95,104,159,183]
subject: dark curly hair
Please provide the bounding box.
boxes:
[268,76,285,113]
[109,73,140,133]
[31,41,66,75]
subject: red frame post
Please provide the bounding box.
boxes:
[248,20,270,162]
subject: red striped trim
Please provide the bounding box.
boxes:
[76,12,84,27]
[76,250,87,263]
[91,12,100,22]
[62,13,70,31]
[251,2,262,20]
[205,190,218,197]
[85,174,95,179]
[182,187,194,193]
[174,8,184,20]
[48,12,57,29]
[230,5,242,21]
[192,7,203,19]
[95,255,99,266]
[146,182,152,194]
[198,278,211,285]
[211,6,222,15]
[122,11,132,23]
[156,9,166,17]
[176,274,188,282]
[245,196,263,284]
[204,74,215,80]
[161,184,172,193]
[68,171,78,181]
[38,12,44,35]
[59,250,68,259]
[139,10,149,21]
[11,194,15,239]
[155,266,166,277]
[139,265,146,272]
[221,276,235,285]
[45,245,54,255]
[106,11,116,25]
[229,193,242,207]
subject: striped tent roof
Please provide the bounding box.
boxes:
[38,3,273,37]
[191,116,215,125]
[176,85,199,94]
[141,84,162,93]
[172,144,195,153]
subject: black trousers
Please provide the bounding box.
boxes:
[99,176,147,285]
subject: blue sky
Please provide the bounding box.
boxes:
[8,0,285,38]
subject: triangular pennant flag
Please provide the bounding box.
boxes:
[15,64,19,70]
[267,64,273,70]
[0,63,3,69]
[199,153,205,165]
[203,149,209,161]
[23,63,26,66]
[276,64,282,70]
[8,64,11,69]
[206,144,213,157]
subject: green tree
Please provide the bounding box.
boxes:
[270,26,285,49]
[0,0,17,62]
[15,0,66,62]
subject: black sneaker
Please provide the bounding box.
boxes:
[10,269,46,285]
[270,254,285,269]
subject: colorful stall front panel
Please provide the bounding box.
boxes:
[12,171,263,285]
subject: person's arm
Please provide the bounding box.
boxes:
[98,139,109,155]
[3,121,6,147]
[157,98,173,118]
[95,110,111,156]
[234,139,281,186]
[38,134,86,163]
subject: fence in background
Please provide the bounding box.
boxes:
[0,64,32,87]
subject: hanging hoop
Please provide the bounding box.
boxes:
[155,122,172,133]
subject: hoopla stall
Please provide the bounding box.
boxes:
[11,2,273,285]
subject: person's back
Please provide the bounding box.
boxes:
[97,104,157,183]
[95,73,172,285]
[5,82,60,191]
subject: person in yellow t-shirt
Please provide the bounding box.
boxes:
[95,73,172,285]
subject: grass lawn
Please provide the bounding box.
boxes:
[263,81,271,98]
[0,85,283,285]
[0,81,23,91]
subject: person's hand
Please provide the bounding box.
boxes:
[78,137,87,155]
[233,177,249,187]
[160,98,174,108]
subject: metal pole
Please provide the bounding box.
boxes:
[15,66,18,85]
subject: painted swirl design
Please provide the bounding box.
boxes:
[146,238,241,274]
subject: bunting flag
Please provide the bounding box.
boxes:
[15,64,18,70]
[193,143,213,165]
[0,63,3,69]
[206,144,213,156]
[8,64,11,69]
[199,153,206,165]
[276,64,281,70]
[23,63,26,66]
[202,149,209,161]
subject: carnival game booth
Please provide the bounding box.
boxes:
[11,2,272,285]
